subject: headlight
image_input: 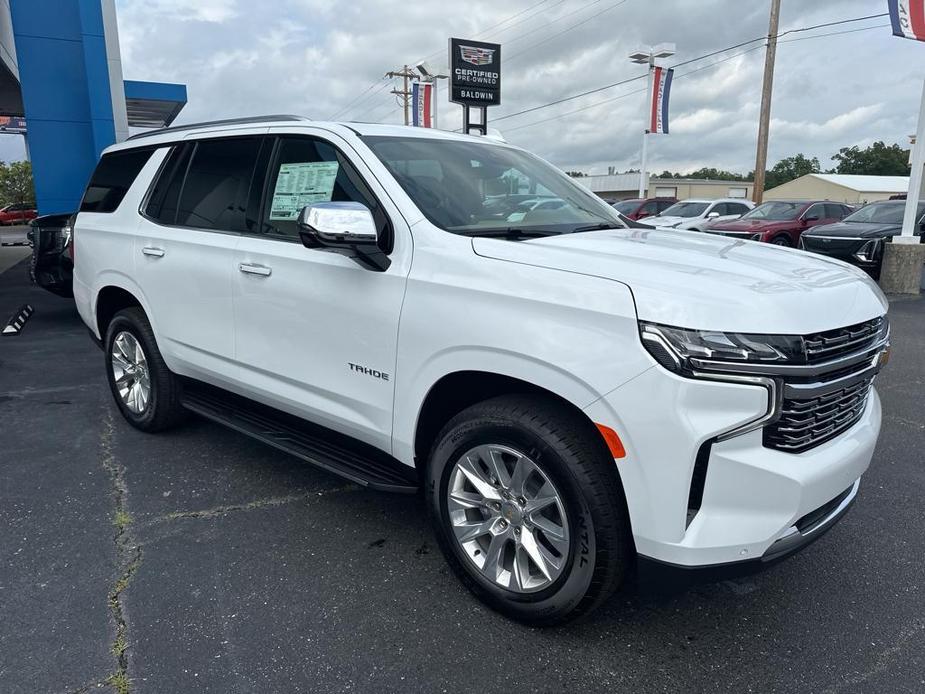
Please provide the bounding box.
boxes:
[853,238,881,263]
[639,321,803,376]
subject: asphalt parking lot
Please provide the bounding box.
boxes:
[1,257,923,694]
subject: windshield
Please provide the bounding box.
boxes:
[844,201,925,224]
[364,136,623,235]
[612,200,641,214]
[742,201,803,220]
[658,202,708,218]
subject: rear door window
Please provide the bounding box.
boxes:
[80,148,155,213]
[144,144,193,225]
[175,137,262,231]
[825,204,846,219]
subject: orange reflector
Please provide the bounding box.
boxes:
[595,423,626,459]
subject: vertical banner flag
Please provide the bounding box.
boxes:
[889,0,925,41]
[649,67,673,135]
[412,82,433,127]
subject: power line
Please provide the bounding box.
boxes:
[345,81,394,120]
[505,0,630,63]
[499,18,889,134]
[504,45,766,133]
[415,0,560,64]
[777,21,891,44]
[328,77,388,120]
[493,12,894,124]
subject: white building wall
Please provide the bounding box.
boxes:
[101,0,129,142]
[0,0,17,80]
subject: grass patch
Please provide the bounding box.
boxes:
[105,671,130,694]
[113,510,132,529]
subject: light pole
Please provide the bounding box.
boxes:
[416,62,448,129]
[629,43,675,198]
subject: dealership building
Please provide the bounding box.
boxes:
[575,173,754,201]
[0,0,186,214]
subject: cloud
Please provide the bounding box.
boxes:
[104,0,923,177]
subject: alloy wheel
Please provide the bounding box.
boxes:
[446,444,570,593]
[111,331,151,414]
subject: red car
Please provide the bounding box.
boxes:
[611,197,677,221]
[0,202,37,225]
[704,200,852,246]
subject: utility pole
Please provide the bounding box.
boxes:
[386,65,416,126]
[752,0,781,205]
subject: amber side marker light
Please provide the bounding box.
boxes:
[595,423,626,459]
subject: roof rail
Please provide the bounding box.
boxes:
[126,114,310,141]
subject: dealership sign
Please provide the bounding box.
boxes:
[449,38,501,107]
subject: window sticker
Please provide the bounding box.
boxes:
[269,161,340,220]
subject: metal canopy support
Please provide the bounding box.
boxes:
[463,105,488,136]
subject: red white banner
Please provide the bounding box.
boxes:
[890,0,925,41]
[649,66,673,135]
[412,82,433,127]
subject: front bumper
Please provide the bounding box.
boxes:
[636,478,859,589]
[583,365,880,568]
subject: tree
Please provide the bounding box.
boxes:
[0,161,35,206]
[565,170,587,178]
[764,153,820,190]
[832,141,909,176]
[685,167,750,182]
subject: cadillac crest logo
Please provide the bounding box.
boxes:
[460,45,495,66]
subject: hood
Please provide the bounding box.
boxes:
[804,220,901,238]
[707,217,796,232]
[472,228,887,334]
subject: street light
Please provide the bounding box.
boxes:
[629,43,675,197]
[415,61,448,129]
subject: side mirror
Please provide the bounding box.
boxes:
[637,211,651,219]
[298,202,390,271]
[706,211,720,218]
[803,215,819,223]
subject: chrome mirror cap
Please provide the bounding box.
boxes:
[298,201,378,245]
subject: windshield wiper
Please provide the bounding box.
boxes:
[570,222,625,233]
[456,227,562,240]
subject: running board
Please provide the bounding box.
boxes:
[181,381,418,494]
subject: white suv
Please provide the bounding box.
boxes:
[72,116,889,625]
[651,197,754,231]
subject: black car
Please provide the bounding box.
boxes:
[28,212,75,297]
[799,200,925,278]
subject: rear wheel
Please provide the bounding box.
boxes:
[426,394,632,625]
[104,307,186,432]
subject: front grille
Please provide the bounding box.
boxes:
[764,375,874,453]
[802,317,884,364]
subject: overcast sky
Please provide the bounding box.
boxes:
[3,0,922,176]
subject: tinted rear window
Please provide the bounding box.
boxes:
[80,148,154,213]
[145,144,193,225]
[176,138,262,231]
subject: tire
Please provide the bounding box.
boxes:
[771,235,791,247]
[104,306,186,432]
[425,394,632,626]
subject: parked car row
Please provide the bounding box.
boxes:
[610,195,923,277]
[704,200,853,246]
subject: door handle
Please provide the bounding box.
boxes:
[238,263,272,277]
[142,246,165,258]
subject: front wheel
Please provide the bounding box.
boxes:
[771,235,792,247]
[425,395,632,625]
